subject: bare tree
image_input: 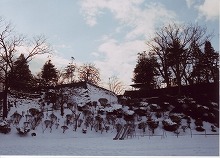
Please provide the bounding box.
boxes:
[78,63,101,85]
[62,57,76,84]
[0,18,51,119]
[147,23,211,94]
[108,76,125,95]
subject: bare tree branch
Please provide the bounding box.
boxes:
[108,76,125,95]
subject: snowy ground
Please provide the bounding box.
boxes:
[0,86,219,157]
[0,126,219,156]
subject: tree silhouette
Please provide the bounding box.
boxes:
[148,23,211,94]
[165,39,188,93]
[203,41,219,83]
[78,63,100,85]
[8,54,33,92]
[41,60,58,87]
[0,17,51,119]
[63,57,76,83]
[108,76,125,95]
[133,51,159,89]
[191,41,219,84]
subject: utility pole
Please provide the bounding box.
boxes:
[69,57,75,83]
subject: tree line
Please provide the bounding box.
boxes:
[133,23,219,94]
[0,17,100,119]
[9,56,102,91]
[0,18,126,119]
[1,18,218,119]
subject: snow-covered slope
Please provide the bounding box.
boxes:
[0,84,219,156]
[70,82,118,107]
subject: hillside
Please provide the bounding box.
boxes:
[0,82,219,156]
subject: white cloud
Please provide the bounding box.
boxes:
[80,0,144,27]
[186,0,197,8]
[79,0,177,86]
[94,39,149,87]
[196,0,219,21]
[29,53,70,75]
[186,0,219,21]
[125,2,177,40]
[80,0,176,39]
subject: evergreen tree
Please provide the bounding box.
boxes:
[190,41,204,84]
[191,41,219,84]
[165,39,188,93]
[133,52,159,89]
[203,41,219,83]
[9,54,33,92]
[41,60,58,86]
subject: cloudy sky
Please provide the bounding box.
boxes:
[0,0,219,88]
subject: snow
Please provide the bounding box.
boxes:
[163,118,177,126]
[70,83,118,107]
[0,83,219,156]
[0,129,219,156]
[105,103,122,112]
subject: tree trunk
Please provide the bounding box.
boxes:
[165,77,171,88]
[2,82,8,119]
[176,67,181,96]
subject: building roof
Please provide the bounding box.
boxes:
[130,83,148,88]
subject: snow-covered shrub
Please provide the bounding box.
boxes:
[134,108,147,116]
[155,111,162,118]
[149,104,159,112]
[92,101,98,107]
[206,113,217,123]
[162,119,179,131]
[194,118,203,126]
[139,101,148,107]
[0,120,11,134]
[147,118,159,133]
[138,122,147,132]
[211,125,217,132]
[29,108,40,116]
[115,123,122,132]
[110,108,123,118]
[98,98,108,107]
[61,125,68,133]
[82,128,87,134]
[195,126,205,132]
[16,127,30,136]
[169,113,182,124]
[159,102,170,111]
[97,109,105,115]
[124,110,135,122]
[77,105,86,111]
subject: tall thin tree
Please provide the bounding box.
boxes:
[0,17,51,119]
[41,60,58,87]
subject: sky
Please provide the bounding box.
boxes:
[0,0,219,89]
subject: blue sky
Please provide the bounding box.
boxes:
[0,0,219,88]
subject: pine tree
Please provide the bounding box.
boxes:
[133,52,159,89]
[190,42,204,84]
[41,60,58,86]
[203,41,219,83]
[191,41,219,84]
[165,39,188,94]
[9,54,33,92]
